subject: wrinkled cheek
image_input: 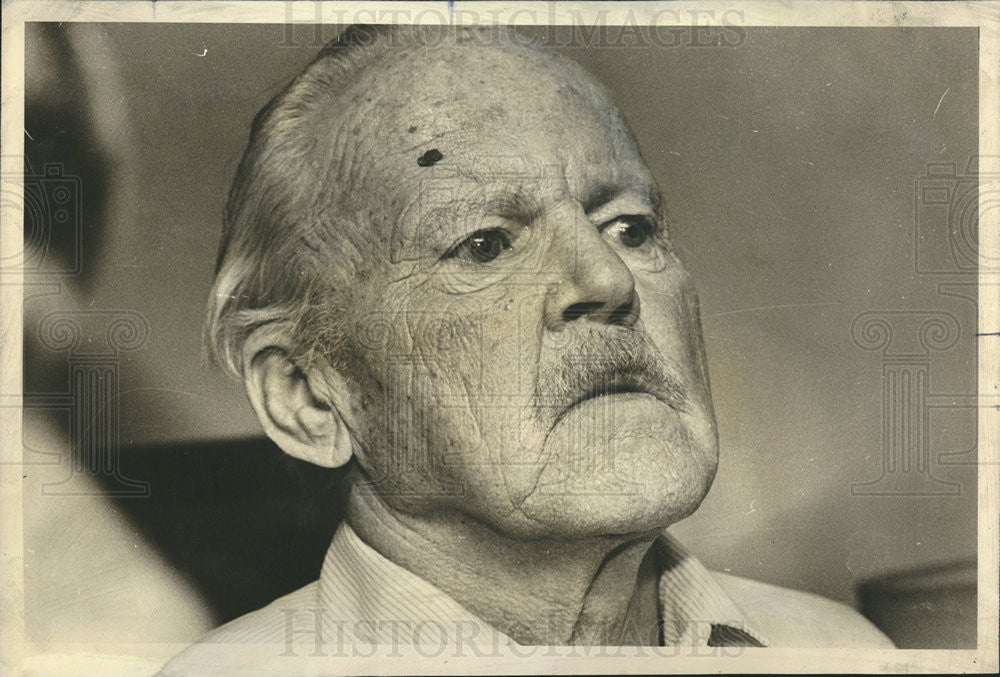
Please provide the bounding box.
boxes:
[680,285,712,400]
[640,276,713,408]
[348,325,536,510]
[675,287,718,464]
[350,367,476,510]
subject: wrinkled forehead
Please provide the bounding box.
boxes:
[320,39,654,233]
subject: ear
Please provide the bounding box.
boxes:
[241,323,354,468]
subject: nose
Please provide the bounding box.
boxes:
[543,219,639,331]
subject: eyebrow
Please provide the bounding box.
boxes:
[449,161,663,217]
[432,182,547,224]
[582,183,664,217]
[479,189,546,223]
[582,185,621,214]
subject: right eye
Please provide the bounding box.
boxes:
[445,229,512,264]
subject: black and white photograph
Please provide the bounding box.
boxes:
[1,1,997,675]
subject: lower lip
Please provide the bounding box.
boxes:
[572,391,660,410]
[550,391,668,431]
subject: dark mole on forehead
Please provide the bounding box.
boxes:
[417,149,443,167]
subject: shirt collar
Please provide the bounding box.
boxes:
[317,520,511,647]
[318,521,768,647]
[654,532,770,647]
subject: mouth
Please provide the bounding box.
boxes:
[548,373,681,430]
[568,380,656,409]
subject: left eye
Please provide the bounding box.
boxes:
[602,215,655,248]
[445,228,512,263]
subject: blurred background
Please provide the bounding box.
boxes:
[20,23,979,657]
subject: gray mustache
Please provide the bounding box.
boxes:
[534,328,688,415]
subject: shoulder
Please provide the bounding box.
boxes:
[158,582,320,676]
[712,571,896,648]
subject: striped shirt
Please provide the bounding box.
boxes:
[161,523,894,674]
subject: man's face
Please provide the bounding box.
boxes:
[326,40,718,539]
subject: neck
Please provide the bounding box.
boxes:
[345,483,663,645]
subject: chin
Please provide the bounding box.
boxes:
[516,424,719,540]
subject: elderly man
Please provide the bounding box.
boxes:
[163,25,891,671]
